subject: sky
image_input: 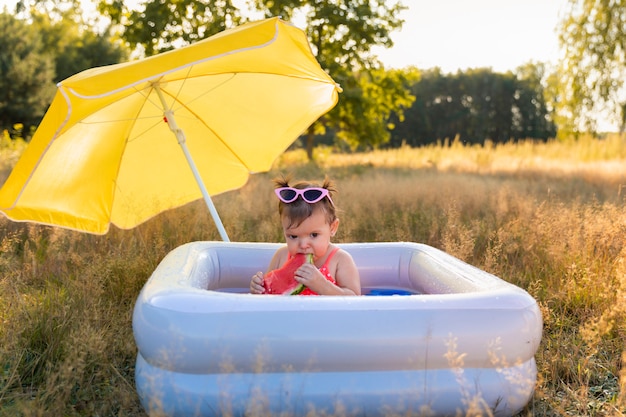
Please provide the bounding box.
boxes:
[373,0,568,73]
[1,0,567,73]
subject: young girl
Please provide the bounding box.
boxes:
[250,176,361,296]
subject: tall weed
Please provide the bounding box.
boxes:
[1,135,625,415]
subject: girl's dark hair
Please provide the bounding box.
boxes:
[274,174,337,229]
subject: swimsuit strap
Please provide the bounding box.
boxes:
[322,247,341,269]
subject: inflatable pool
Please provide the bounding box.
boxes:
[133,241,542,416]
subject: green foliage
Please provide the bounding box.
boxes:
[0,128,26,185]
[514,61,557,139]
[389,66,556,146]
[98,0,245,56]
[14,0,82,21]
[0,2,128,138]
[335,67,419,149]
[0,13,56,135]
[253,0,405,71]
[252,0,413,154]
[558,0,626,134]
[31,11,128,82]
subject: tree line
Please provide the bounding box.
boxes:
[1,0,624,153]
[388,65,557,147]
[0,10,127,138]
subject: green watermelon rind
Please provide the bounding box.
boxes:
[289,284,306,295]
[288,254,314,296]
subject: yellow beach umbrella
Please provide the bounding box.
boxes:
[0,17,341,240]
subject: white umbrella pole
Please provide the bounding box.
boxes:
[154,86,230,242]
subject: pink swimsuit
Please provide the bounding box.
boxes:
[299,247,339,296]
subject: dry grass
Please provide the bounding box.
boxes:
[1,134,626,416]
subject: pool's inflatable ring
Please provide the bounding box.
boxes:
[133,241,542,416]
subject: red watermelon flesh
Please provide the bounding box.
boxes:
[264,253,312,295]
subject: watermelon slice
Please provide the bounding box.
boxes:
[264,253,313,295]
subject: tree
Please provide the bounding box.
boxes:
[0,1,128,137]
[331,66,418,151]
[388,66,556,146]
[558,0,626,134]
[98,0,245,56]
[0,12,56,136]
[31,11,128,82]
[514,62,557,140]
[13,0,129,82]
[251,0,415,157]
[452,69,515,144]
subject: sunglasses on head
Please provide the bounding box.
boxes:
[275,187,335,207]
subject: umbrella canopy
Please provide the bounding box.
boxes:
[0,17,340,239]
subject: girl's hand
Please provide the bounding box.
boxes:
[294,263,326,293]
[250,272,265,294]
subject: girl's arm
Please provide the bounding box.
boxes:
[296,249,361,296]
[333,250,361,295]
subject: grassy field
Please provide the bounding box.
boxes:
[1,134,626,416]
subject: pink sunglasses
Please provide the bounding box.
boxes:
[275,187,335,207]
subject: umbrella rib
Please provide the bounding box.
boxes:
[168,64,193,112]
[162,72,235,111]
[157,83,253,171]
